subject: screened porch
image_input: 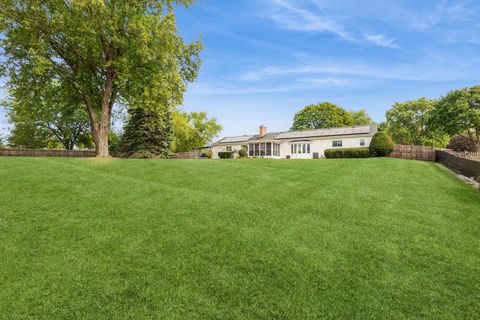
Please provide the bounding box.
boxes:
[248,142,280,157]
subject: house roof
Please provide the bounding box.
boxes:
[212,124,376,146]
[275,125,375,140]
[214,135,255,145]
[248,132,282,142]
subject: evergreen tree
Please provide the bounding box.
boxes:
[120,108,173,159]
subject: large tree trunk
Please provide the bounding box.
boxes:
[94,101,112,157]
[96,125,109,157]
[84,98,112,158]
[91,68,116,157]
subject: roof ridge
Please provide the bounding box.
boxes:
[288,124,373,133]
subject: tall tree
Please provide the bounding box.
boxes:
[430,86,480,147]
[0,0,201,157]
[5,80,90,150]
[172,110,222,152]
[291,102,354,131]
[385,97,448,147]
[351,109,374,126]
[120,107,173,158]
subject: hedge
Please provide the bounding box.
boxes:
[218,151,234,159]
[324,147,371,158]
[369,132,394,157]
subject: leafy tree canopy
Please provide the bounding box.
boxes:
[430,86,480,147]
[7,122,50,149]
[291,102,354,130]
[0,0,201,156]
[4,80,91,150]
[172,110,222,152]
[385,97,448,147]
[351,109,374,126]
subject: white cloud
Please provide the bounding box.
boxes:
[265,0,354,41]
[234,65,368,82]
[230,58,470,83]
[263,0,480,47]
[410,0,476,29]
[188,77,353,96]
[264,0,403,48]
[363,34,399,49]
[295,78,352,85]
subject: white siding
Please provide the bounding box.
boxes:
[212,135,373,159]
[211,144,245,159]
[280,136,373,159]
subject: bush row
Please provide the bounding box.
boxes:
[218,151,234,159]
[324,147,371,158]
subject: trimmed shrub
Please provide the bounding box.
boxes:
[447,135,478,152]
[370,132,394,157]
[324,147,371,158]
[238,149,247,158]
[201,149,212,159]
[218,151,234,159]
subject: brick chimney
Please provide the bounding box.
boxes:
[259,125,266,137]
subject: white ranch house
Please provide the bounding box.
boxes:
[212,124,377,159]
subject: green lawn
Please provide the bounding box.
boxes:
[0,157,479,319]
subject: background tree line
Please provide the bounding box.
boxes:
[290,85,479,151]
[2,99,222,156]
[382,86,479,150]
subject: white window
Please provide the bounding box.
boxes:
[291,143,311,154]
[360,139,365,146]
[226,146,232,152]
[273,143,280,156]
[332,140,342,147]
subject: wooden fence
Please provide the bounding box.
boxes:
[0,148,97,157]
[172,151,202,159]
[0,148,204,159]
[389,145,436,161]
[0,148,126,158]
[437,150,480,181]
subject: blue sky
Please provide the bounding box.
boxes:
[1,0,480,138]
